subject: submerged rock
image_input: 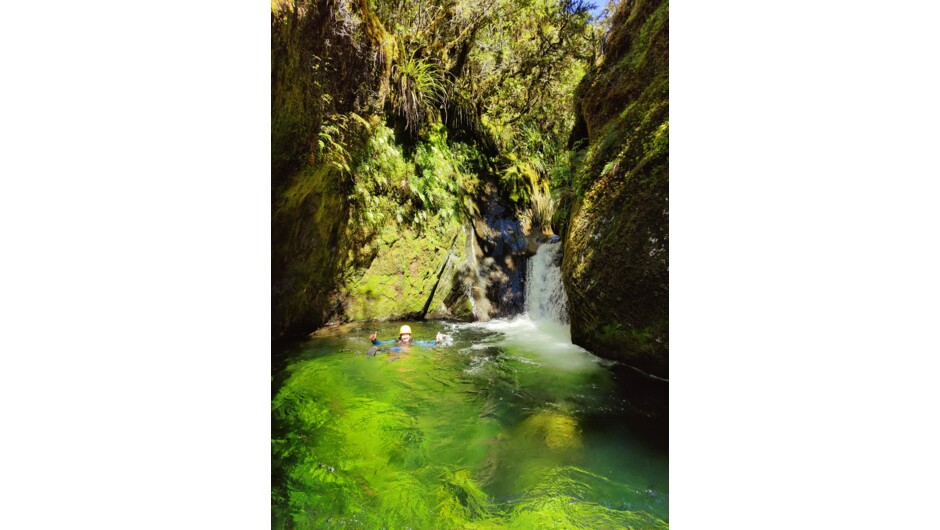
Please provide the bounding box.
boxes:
[518,411,583,451]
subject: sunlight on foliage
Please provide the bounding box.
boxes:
[392,46,448,133]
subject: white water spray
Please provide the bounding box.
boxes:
[449,241,598,370]
[525,242,568,324]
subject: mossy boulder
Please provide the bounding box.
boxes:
[562,0,668,378]
[339,215,468,321]
[425,224,475,320]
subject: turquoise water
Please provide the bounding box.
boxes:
[272,317,668,528]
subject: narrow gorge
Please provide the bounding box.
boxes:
[272,0,669,525]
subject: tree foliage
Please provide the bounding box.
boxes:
[271,0,616,337]
[364,0,598,208]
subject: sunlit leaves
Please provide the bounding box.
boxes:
[392,48,448,133]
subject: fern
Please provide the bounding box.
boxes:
[392,47,448,132]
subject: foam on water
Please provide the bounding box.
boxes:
[447,241,597,370]
[450,316,596,371]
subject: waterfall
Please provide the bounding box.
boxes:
[457,239,583,365]
[524,241,568,324]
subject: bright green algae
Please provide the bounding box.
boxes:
[272,320,668,528]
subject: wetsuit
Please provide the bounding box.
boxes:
[371,337,437,352]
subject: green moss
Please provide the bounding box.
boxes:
[327,120,485,324]
[424,226,471,320]
[273,342,668,529]
[271,1,319,186]
[561,0,669,378]
[517,411,582,451]
[341,214,463,321]
[271,0,395,338]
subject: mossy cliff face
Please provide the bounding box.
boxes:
[271,0,389,188]
[272,1,478,337]
[272,162,349,339]
[340,215,472,322]
[425,224,476,321]
[562,0,668,378]
[271,0,391,339]
[272,0,575,339]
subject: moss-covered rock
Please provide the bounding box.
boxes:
[271,0,393,339]
[339,214,467,321]
[425,224,475,320]
[562,0,668,378]
[272,162,351,339]
[271,0,565,338]
[271,0,391,192]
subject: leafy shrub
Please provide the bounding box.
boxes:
[391,47,448,133]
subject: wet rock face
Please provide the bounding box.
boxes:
[271,0,391,339]
[271,167,349,339]
[561,0,668,378]
[271,0,388,191]
[471,188,530,319]
[338,215,470,322]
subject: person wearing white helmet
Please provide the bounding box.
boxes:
[369,324,443,348]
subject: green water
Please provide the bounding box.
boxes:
[272,318,668,529]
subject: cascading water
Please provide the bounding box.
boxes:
[524,241,568,324]
[454,239,586,370]
[272,241,670,528]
